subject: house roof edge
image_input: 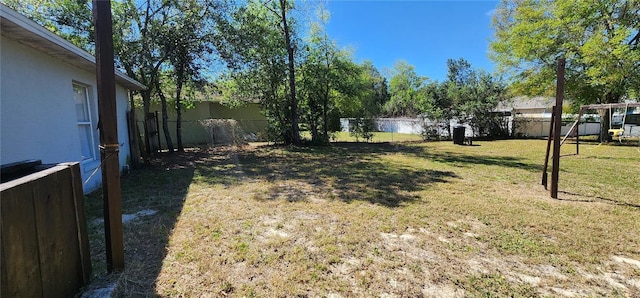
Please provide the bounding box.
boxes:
[0,3,146,91]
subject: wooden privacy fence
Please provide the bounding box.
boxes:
[1,162,91,297]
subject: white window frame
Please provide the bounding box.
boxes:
[73,83,97,163]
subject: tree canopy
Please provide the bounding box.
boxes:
[445,59,508,136]
[490,0,640,104]
[213,0,303,144]
[214,1,392,144]
[385,60,428,117]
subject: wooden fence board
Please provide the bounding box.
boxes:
[1,182,44,297]
[69,163,92,284]
[1,243,7,297]
[61,166,88,291]
[1,163,90,297]
[33,168,82,297]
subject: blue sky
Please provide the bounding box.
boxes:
[324,1,499,82]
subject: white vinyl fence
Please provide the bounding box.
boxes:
[513,118,601,138]
[340,118,474,137]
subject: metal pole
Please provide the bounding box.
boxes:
[551,58,565,199]
[93,0,125,271]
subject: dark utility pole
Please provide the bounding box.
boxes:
[93,0,125,271]
[550,58,565,199]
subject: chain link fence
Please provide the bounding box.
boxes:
[340,118,471,139]
[136,116,635,149]
[137,119,269,148]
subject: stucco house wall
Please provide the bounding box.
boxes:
[208,102,264,120]
[1,4,145,192]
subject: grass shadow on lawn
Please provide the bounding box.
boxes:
[84,149,204,295]
[401,144,543,172]
[235,142,459,207]
[557,190,640,209]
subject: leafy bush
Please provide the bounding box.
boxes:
[420,122,442,141]
[349,118,375,142]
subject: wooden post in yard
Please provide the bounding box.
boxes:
[550,58,565,199]
[542,108,555,189]
[93,0,125,271]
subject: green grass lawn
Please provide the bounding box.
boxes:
[298,131,424,143]
[84,140,640,297]
[329,131,424,142]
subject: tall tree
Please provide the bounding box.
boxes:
[420,81,451,135]
[361,61,391,116]
[491,0,640,139]
[164,0,218,152]
[299,4,357,143]
[214,0,302,145]
[444,58,507,137]
[279,0,302,145]
[113,0,178,152]
[385,60,428,117]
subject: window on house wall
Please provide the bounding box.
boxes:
[73,83,96,162]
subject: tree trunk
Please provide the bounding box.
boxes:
[599,109,612,143]
[280,0,301,145]
[310,118,319,143]
[155,80,174,152]
[268,79,289,143]
[598,92,619,143]
[141,89,152,155]
[175,65,185,152]
[128,92,141,167]
[322,50,331,144]
[322,86,330,143]
[307,92,320,143]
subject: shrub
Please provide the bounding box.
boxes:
[349,118,375,142]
